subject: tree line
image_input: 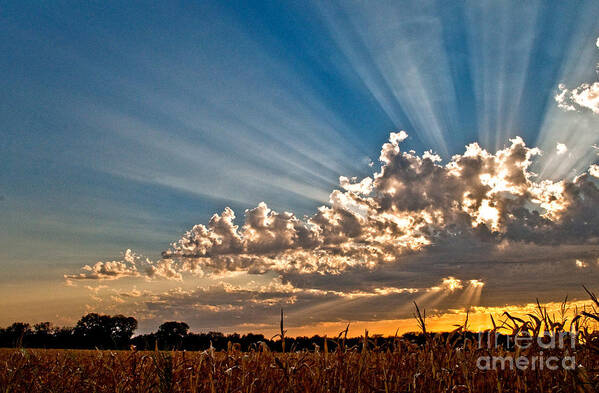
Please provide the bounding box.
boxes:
[0,313,346,351]
[1,313,502,351]
[0,313,426,351]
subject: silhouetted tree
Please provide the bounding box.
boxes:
[33,322,52,334]
[7,322,31,335]
[53,326,75,348]
[108,315,138,348]
[157,321,189,349]
[3,322,31,347]
[74,313,109,347]
[1,316,502,352]
[74,313,137,349]
[29,322,54,348]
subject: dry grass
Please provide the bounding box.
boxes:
[0,341,596,393]
[3,299,599,392]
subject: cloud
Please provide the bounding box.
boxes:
[555,37,599,114]
[66,132,599,330]
[65,260,139,281]
[135,276,481,328]
[65,249,182,281]
[556,82,599,114]
[156,133,598,277]
[556,143,568,155]
[70,132,599,281]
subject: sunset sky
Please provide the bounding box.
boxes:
[2,1,599,336]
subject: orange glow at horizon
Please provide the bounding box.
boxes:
[266,299,596,338]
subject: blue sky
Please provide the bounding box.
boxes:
[2,1,599,332]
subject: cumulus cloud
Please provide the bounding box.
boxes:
[69,132,599,282]
[555,37,599,114]
[155,133,598,278]
[66,131,599,330]
[556,82,599,114]
[65,249,182,281]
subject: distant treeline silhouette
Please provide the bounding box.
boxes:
[1,312,514,351]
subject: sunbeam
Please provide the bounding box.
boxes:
[316,0,461,156]
[465,1,540,150]
[457,280,484,308]
[3,0,599,337]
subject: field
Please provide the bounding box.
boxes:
[2,327,599,392]
[4,297,599,393]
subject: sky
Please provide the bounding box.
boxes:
[2,1,599,336]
